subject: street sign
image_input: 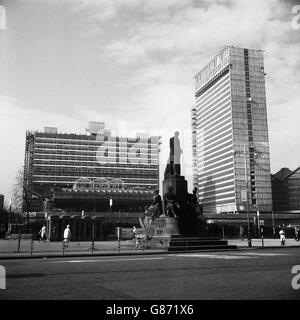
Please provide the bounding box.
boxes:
[241,190,247,202]
[116,227,122,240]
[23,212,37,218]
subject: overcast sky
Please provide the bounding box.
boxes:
[0,0,299,203]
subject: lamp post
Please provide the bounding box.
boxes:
[271,210,275,238]
[243,145,252,247]
[109,198,113,224]
[44,198,48,217]
[44,197,48,225]
[8,199,12,233]
[158,138,162,195]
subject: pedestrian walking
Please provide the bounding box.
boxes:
[279,228,286,246]
[38,225,47,243]
[295,227,299,241]
[135,233,142,249]
[63,225,72,247]
[132,226,137,240]
[239,226,245,241]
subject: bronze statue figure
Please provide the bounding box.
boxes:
[163,185,179,218]
[147,189,163,220]
[164,131,183,179]
[188,187,203,217]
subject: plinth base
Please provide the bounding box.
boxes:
[163,175,187,200]
[152,217,180,236]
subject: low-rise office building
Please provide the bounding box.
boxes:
[271,167,300,227]
[23,122,160,239]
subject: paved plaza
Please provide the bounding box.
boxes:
[0,238,299,259]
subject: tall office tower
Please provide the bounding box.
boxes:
[191,107,198,188]
[193,46,272,214]
[23,122,160,214]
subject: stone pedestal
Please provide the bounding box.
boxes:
[162,174,198,235]
[153,217,180,236]
[163,175,187,202]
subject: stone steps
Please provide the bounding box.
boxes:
[167,235,237,252]
[167,244,237,252]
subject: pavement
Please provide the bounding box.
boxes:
[0,237,299,260]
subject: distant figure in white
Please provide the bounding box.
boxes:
[132,226,137,239]
[63,225,72,247]
[38,225,47,243]
[0,265,5,290]
[279,228,286,246]
[135,234,142,249]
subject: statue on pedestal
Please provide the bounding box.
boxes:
[143,130,204,236]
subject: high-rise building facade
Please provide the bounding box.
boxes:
[24,122,160,215]
[193,46,272,215]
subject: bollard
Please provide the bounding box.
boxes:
[165,237,168,253]
[91,223,95,254]
[17,228,22,253]
[30,234,34,255]
[62,240,65,255]
[91,239,94,254]
[116,227,121,253]
[247,232,252,247]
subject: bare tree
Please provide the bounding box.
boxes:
[10,166,33,226]
[10,167,24,215]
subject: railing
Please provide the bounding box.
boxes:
[0,235,168,256]
[1,234,300,257]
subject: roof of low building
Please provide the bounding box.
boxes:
[272,167,300,181]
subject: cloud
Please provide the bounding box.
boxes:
[84,0,300,175]
[96,0,295,62]
[66,0,300,178]
[268,97,300,172]
[0,94,89,199]
[1,0,300,199]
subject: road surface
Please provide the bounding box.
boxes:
[0,248,300,300]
